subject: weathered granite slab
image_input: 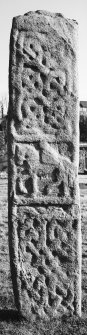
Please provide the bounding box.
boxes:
[8,10,81,319]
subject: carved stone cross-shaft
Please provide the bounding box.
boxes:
[8,10,81,319]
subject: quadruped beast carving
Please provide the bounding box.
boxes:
[8,10,81,319]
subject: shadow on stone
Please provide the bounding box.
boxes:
[0,309,22,321]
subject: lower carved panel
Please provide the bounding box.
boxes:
[9,205,81,319]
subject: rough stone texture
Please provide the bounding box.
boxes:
[8,10,81,319]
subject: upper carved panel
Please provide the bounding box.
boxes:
[9,22,78,165]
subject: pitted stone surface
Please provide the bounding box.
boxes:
[8,10,81,319]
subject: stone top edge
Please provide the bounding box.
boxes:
[12,9,78,27]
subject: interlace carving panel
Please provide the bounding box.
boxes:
[8,10,81,319]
